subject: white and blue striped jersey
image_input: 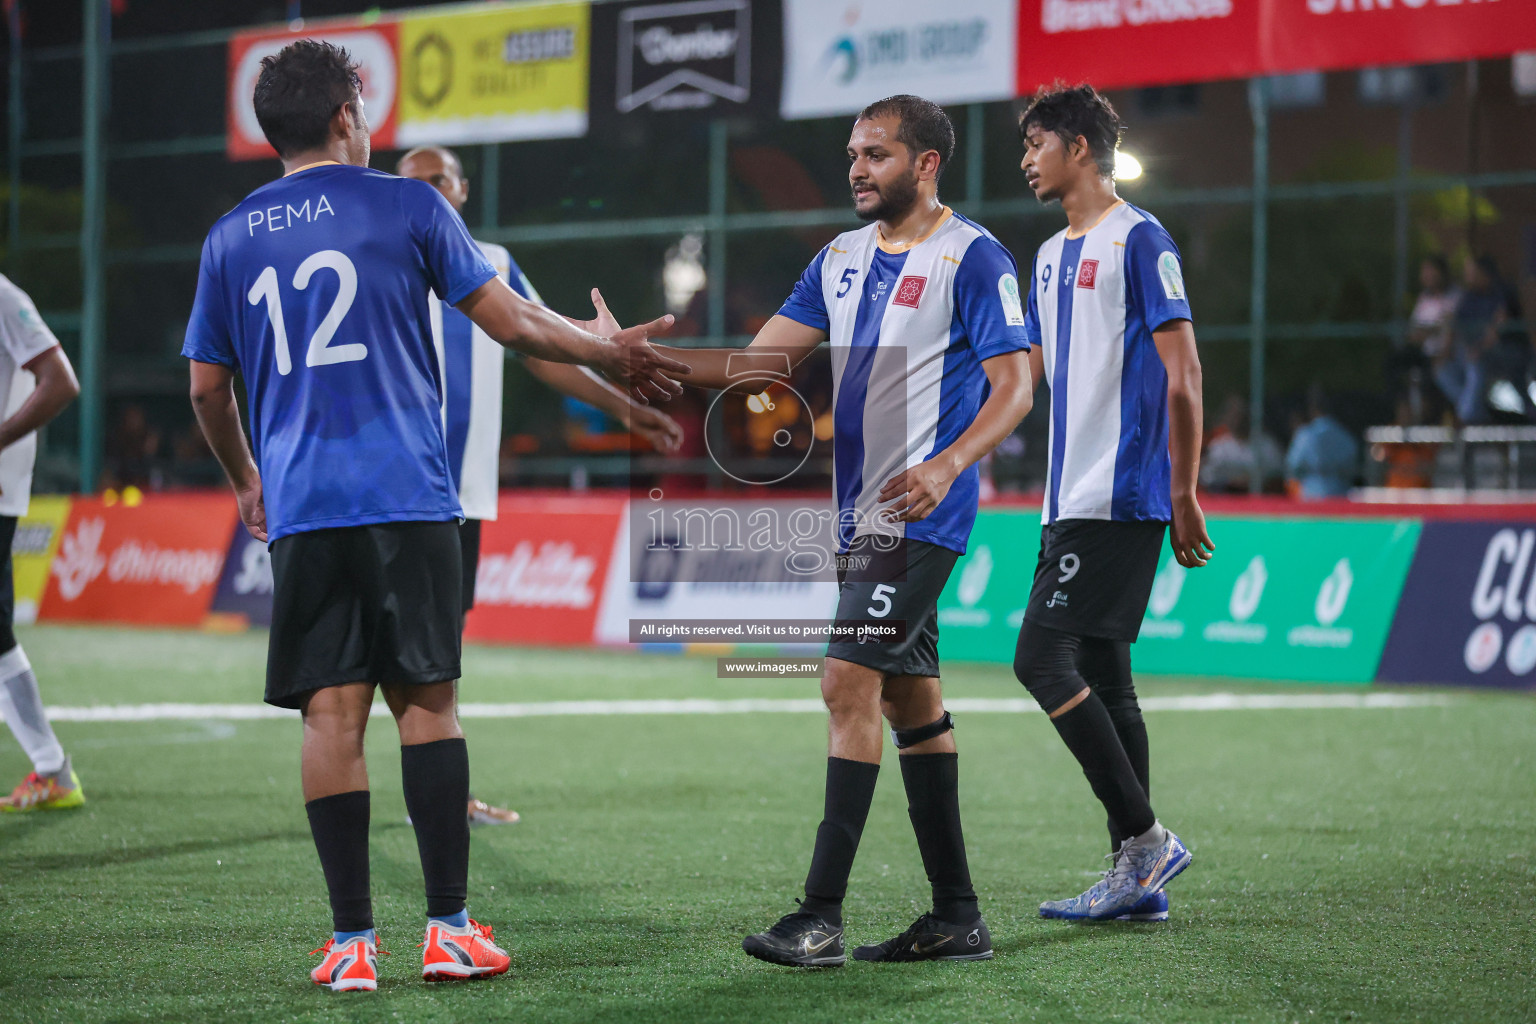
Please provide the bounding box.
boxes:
[430,240,540,521]
[779,210,1031,554]
[1025,203,1192,526]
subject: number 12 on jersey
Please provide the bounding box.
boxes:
[247,249,364,375]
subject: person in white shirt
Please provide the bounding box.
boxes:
[397,146,682,827]
[0,274,83,812]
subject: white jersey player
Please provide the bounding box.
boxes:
[0,273,84,812]
[1011,83,1212,924]
[654,96,1033,966]
[396,147,682,828]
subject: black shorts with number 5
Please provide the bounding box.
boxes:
[1024,518,1167,642]
[825,536,959,678]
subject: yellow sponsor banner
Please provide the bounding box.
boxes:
[398,1,590,146]
[12,495,71,625]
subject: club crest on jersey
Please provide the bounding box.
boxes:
[1076,260,1099,289]
[892,276,927,308]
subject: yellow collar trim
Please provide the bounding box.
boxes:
[1065,199,1125,240]
[876,206,952,254]
[284,160,342,177]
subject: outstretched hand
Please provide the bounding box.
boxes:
[603,315,689,403]
[629,404,684,453]
[585,288,622,338]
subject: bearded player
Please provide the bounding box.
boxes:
[653,95,1033,965]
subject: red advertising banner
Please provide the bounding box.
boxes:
[1017,0,1536,95]
[1264,0,1536,77]
[1017,0,1264,92]
[463,493,626,646]
[227,20,400,161]
[39,494,238,626]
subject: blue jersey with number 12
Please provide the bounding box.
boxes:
[182,164,498,542]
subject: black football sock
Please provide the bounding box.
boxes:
[899,752,980,925]
[1050,692,1156,841]
[305,790,373,932]
[401,738,471,919]
[1104,709,1150,849]
[801,757,880,927]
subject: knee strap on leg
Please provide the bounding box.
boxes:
[891,711,953,749]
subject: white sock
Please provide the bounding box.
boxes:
[0,645,66,775]
[1131,821,1168,848]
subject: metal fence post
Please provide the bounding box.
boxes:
[1247,76,1270,494]
[79,0,108,492]
[7,1,22,273]
[707,118,728,341]
[480,142,500,233]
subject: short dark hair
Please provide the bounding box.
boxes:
[856,95,956,180]
[1018,83,1124,177]
[253,40,362,158]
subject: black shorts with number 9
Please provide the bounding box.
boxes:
[825,536,959,678]
[1024,519,1167,642]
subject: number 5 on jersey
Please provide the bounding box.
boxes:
[868,583,896,618]
[248,249,363,375]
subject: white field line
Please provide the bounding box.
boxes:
[42,692,1455,723]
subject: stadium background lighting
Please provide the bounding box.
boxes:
[1115,151,1144,181]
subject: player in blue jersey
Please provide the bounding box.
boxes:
[1012,84,1214,923]
[182,42,684,991]
[651,96,1034,965]
[397,144,683,829]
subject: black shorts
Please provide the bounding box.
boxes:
[459,518,482,613]
[1024,519,1167,642]
[265,520,463,709]
[826,536,959,678]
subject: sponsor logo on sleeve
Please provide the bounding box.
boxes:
[892,276,927,308]
[1157,251,1186,301]
[998,273,1026,326]
[1076,259,1099,289]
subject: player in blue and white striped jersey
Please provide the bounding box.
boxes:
[397,146,683,830]
[1012,84,1214,923]
[653,96,1034,966]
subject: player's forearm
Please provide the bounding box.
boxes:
[190,379,258,492]
[0,355,79,452]
[1167,373,1203,499]
[498,301,619,367]
[933,373,1033,478]
[652,345,782,392]
[525,359,636,423]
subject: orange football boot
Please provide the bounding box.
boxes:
[310,935,382,992]
[420,918,510,981]
[0,769,84,812]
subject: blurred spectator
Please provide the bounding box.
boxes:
[167,420,223,487]
[1438,255,1516,424]
[1373,397,1439,489]
[1480,287,1535,424]
[1200,394,1283,494]
[1286,386,1359,499]
[103,403,161,490]
[1408,255,1460,364]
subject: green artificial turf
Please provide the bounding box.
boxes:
[0,624,1532,1023]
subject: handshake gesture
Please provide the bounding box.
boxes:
[576,288,690,404]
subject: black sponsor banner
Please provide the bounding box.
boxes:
[1378,521,1536,689]
[208,521,274,627]
[588,0,781,128]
